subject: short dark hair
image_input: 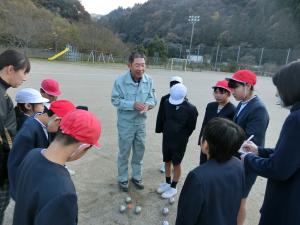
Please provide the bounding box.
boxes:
[273,61,300,106]
[202,118,245,163]
[54,130,80,146]
[0,49,30,73]
[170,81,180,88]
[128,52,146,64]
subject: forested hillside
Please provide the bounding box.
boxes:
[0,0,129,55]
[101,0,300,49]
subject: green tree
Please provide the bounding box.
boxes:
[146,35,168,59]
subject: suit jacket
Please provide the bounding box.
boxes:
[8,116,49,199]
[244,102,300,225]
[198,101,236,144]
[234,96,269,147]
[176,157,245,225]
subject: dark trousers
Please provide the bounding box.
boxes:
[0,180,10,225]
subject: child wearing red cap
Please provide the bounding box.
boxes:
[12,110,101,225]
[198,79,235,164]
[8,100,76,199]
[226,69,269,225]
[40,79,61,109]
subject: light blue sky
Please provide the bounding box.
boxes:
[80,0,148,15]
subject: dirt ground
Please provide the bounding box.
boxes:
[3,60,288,225]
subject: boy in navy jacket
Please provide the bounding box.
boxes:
[8,100,75,199]
[176,118,245,225]
[12,110,101,225]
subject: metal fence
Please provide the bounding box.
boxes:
[167,44,300,75]
[1,45,299,76]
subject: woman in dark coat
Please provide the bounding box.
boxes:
[242,61,300,225]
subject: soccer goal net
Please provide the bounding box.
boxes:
[167,58,188,71]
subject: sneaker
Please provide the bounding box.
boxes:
[161,187,177,199]
[65,166,75,176]
[131,178,144,190]
[157,183,170,194]
[119,181,129,192]
[160,164,165,173]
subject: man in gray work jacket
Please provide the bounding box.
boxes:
[111,52,156,192]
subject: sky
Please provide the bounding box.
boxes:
[80,0,149,15]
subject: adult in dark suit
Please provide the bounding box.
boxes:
[198,80,236,164]
[242,61,300,225]
[227,70,269,225]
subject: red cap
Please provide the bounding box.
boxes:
[227,70,257,85]
[41,79,61,96]
[49,100,76,117]
[60,110,101,148]
[212,80,232,93]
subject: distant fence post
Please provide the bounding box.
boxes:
[259,47,264,67]
[214,44,220,70]
[286,48,291,64]
[236,46,241,64]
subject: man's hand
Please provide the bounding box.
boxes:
[134,102,146,111]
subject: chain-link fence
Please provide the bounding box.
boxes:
[167,44,300,75]
[1,45,299,76]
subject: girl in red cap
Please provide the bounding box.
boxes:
[227,69,269,225]
[198,79,235,164]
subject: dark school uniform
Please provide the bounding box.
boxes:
[155,94,170,134]
[8,116,49,199]
[13,148,77,225]
[198,101,236,164]
[176,157,245,225]
[0,77,17,222]
[244,102,300,225]
[158,99,198,165]
[234,96,269,197]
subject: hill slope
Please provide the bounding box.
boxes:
[101,0,300,49]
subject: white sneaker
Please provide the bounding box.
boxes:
[160,164,165,173]
[161,187,177,199]
[157,183,170,194]
[65,166,75,176]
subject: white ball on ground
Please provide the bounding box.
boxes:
[119,205,126,213]
[125,196,132,204]
[135,206,142,214]
[168,197,175,205]
[162,220,169,225]
[162,207,169,215]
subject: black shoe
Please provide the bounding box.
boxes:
[119,181,129,192]
[131,178,144,190]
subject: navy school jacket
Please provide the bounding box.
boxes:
[234,96,269,147]
[244,102,300,225]
[198,101,236,144]
[8,116,49,199]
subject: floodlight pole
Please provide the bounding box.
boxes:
[188,15,200,61]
